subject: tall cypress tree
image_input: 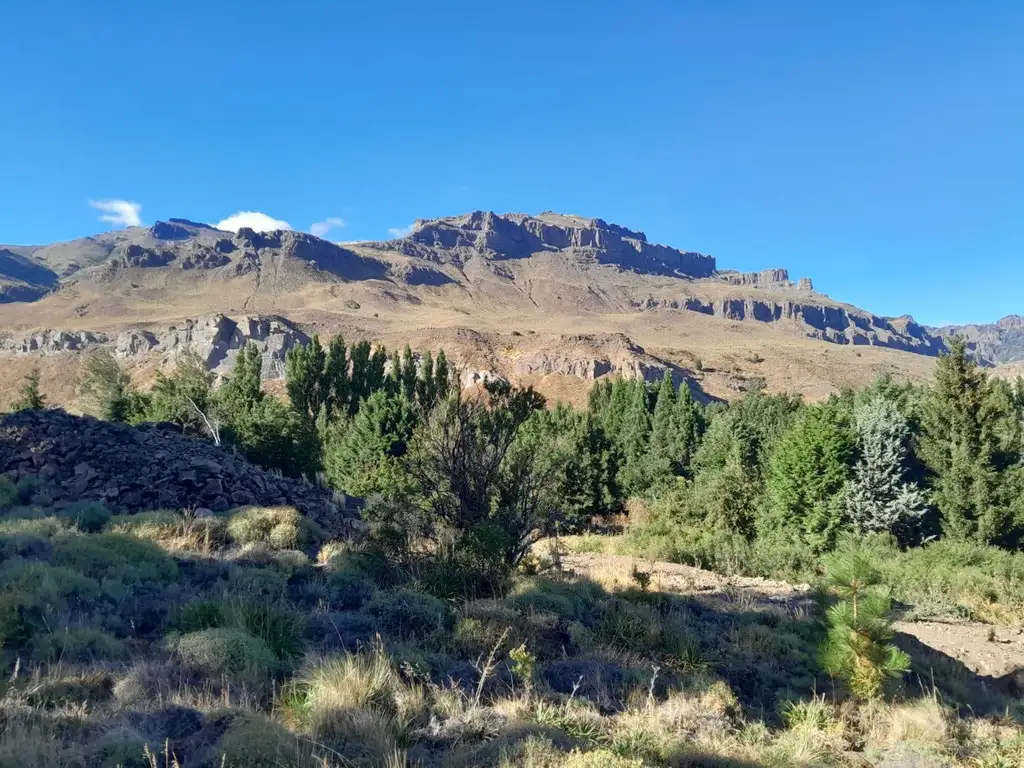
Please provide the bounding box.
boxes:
[324,335,349,420]
[348,340,372,414]
[400,345,418,400]
[285,335,328,422]
[434,349,452,403]
[417,350,436,407]
[220,343,264,415]
[920,336,1007,543]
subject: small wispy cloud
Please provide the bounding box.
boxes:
[89,199,143,227]
[387,223,414,238]
[215,211,292,233]
[310,216,348,238]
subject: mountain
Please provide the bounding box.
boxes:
[931,316,1024,365]
[0,211,951,405]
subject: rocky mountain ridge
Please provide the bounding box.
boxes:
[0,210,967,402]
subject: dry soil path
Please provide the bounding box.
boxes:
[561,551,1024,679]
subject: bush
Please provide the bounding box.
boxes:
[0,476,19,509]
[51,533,178,587]
[326,569,376,611]
[172,597,304,661]
[363,588,453,640]
[55,501,112,533]
[214,712,314,768]
[107,510,229,550]
[175,628,277,679]
[226,506,325,551]
[30,627,126,663]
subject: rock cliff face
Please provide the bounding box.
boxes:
[930,315,1024,365]
[0,314,308,379]
[634,297,943,355]
[514,333,692,387]
[0,409,358,534]
[368,211,717,278]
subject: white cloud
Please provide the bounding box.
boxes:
[310,216,348,238]
[214,211,292,233]
[387,223,414,238]
[89,199,143,227]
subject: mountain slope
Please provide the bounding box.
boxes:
[0,211,950,404]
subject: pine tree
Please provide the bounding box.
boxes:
[820,547,910,699]
[12,366,45,411]
[919,336,1006,542]
[762,401,856,551]
[844,396,927,538]
[615,379,654,496]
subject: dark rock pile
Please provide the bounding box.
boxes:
[0,409,360,536]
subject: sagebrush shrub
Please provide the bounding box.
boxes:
[363,588,453,640]
[175,628,276,679]
[226,506,325,551]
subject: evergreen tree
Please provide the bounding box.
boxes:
[324,335,350,420]
[230,396,321,478]
[762,401,856,552]
[434,349,452,403]
[820,547,910,699]
[647,372,704,482]
[615,379,654,496]
[12,367,45,411]
[285,335,328,422]
[844,396,927,539]
[219,343,264,416]
[919,336,1008,543]
[347,340,372,413]
[399,345,418,401]
[417,350,436,407]
[323,390,418,497]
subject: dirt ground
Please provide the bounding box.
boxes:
[559,551,1024,680]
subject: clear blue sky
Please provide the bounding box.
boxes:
[1,2,1022,326]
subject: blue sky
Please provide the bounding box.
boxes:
[1,2,1022,326]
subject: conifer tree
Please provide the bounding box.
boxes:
[347,340,372,414]
[821,547,910,699]
[762,402,855,551]
[919,336,1005,542]
[399,345,418,400]
[434,349,452,403]
[219,343,264,416]
[324,335,349,420]
[12,366,45,411]
[285,334,328,422]
[417,350,436,407]
[844,396,927,538]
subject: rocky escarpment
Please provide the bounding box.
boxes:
[0,314,309,379]
[367,211,717,278]
[634,296,945,355]
[717,269,814,292]
[514,332,699,390]
[0,409,360,535]
[0,248,58,302]
[932,315,1024,365]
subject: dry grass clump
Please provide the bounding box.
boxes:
[226,505,325,551]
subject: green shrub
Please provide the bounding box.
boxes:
[222,598,305,661]
[55,501,112,533]
[174,599,226,633]
[363,588,453,640]
[215,712,313,768]
[25,671,114,708]
[506,577,606,622]
[175,628,277,679]
[0,561,101,648]
[0,513,72,537]
[596,600,662,653]
[51,533,178,586]
[226,506,325,551]
[0,476,20,509]
[30,627,126,663]
[326,569,376,610]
